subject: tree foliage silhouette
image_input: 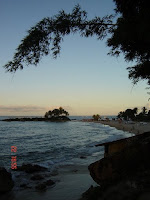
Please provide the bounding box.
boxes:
[92,114,101,121]
[4,1,150,85]
[117,107,138,120]
[44,107,69,118]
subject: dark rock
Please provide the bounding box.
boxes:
[0,167,14,193]
[72,169,78,173]
[20,183,27,187]
[2,116,70,122]
[80,156,87,159]
[50,170,58,176]
[80,185,101,200]
[35,179,55,191]
[80,182,139,200]
[46,116,71,122]
[30,174,44,180]
[44,179,55,186]
[17,164,47,173]
[19,183,31,189]
[80,132,150,200]
[35,183,47,191]
[89,132,150,186]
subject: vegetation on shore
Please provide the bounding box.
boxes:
[92,114,101,121]
[44,107,69,118]
[117,107,150,121]
[44,107,70,121]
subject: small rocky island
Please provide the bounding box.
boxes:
[2,107,70,122]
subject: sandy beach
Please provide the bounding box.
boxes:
[99,120,150,135]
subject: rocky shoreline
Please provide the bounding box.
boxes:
[1,116,71,122]
[0,164,56,194]
[0,163,96,200]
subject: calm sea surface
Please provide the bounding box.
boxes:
[0,116,133,170]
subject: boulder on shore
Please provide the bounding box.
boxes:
[89,132,150,186]
[35,183,47,191]
[0,167,14,193]
[86,132,150,199]
[30,174,44,180]
[35,179,55,191]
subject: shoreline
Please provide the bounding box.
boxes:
[81,119,150,135]
[98,120,150,135]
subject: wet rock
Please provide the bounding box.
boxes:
[20,183,32,189]
[50,169,58,176]
[44,179,55,186]
[35,179,55,191]
[2,116,70,122]
[80,182,139,200]
[35,183,47,191]
[80,185,101,200]
[30,174,44,180]
[72,169,78,173]
[0,167,14,193]
[80,156,87,159]
[17,164,47,173]
[20,183,27,187]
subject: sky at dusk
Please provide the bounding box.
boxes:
[0,0,149,116]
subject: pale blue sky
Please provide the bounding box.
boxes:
[0,0,149,116]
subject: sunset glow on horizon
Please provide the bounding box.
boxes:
[0,0,149,116]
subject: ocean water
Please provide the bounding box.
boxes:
[0,116,133,170]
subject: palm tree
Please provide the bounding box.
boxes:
[48,110,52,117]
[93,114,100,121]
[59,107,63,115]
[44,112,49,119]
[44,107,69,118]
[64,111,69,116]
[142,107,147,115]
[133,107,138,115]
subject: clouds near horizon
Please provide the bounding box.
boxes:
[0,105,73,116]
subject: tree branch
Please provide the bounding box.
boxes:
[3,5,115,72]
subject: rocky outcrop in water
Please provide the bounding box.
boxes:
[0,167,14,193]
[2,116,70,122]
